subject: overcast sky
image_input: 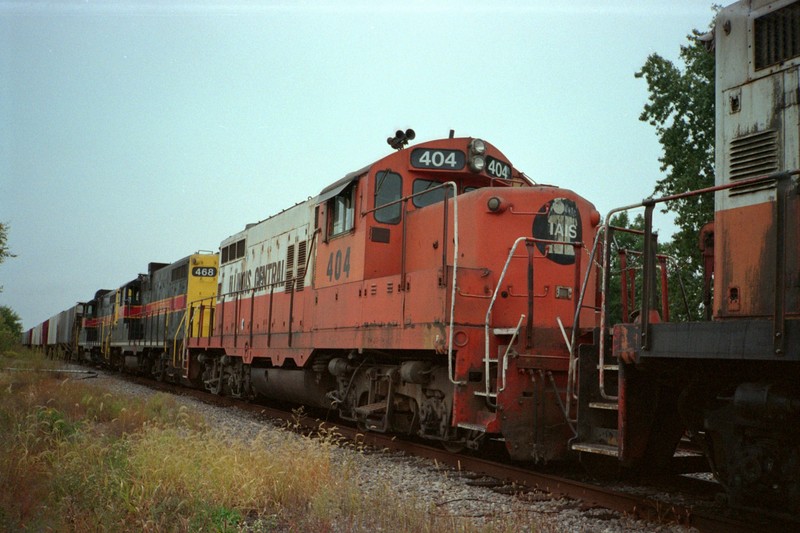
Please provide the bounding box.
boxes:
[1,0,716,329]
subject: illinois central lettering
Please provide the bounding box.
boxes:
[253,260,285,289]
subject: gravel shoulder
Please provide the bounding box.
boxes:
[77,368,697,533]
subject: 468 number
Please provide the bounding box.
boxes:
[326,247,351,281]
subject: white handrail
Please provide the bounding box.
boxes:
[445,182,465,385]
[498,314,526,393]
[484,236,529,400]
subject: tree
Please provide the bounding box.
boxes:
[635,24,715,321]
[0,305,22,352]
[0,222,13,264]
[605,211,645,326]
[1,221,15,294]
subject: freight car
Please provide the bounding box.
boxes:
[568,0,800,518]
[22,304,85,359]
[186,132,601,459]
[49,304,85,360]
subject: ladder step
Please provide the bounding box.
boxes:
[492,328,519,335]
[354,401,387,415]
[457,422,487,432]
[589,401,619,410]
[571,442,620,457]
[597,364,619,371]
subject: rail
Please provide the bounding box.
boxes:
[129,372,763,533]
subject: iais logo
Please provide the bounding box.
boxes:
[532,198,581,265]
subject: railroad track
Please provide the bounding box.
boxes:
[118,372,788,533]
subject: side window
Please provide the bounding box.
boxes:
[412,179,454,208]
[374,170,402,224]
[328,184,355,238]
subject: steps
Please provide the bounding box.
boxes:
[570,340,622,458]
[571,442,619,457]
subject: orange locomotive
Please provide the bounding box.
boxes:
[187,132,601,458]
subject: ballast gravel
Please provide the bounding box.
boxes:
[77,369,697,533]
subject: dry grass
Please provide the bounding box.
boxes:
[0,349,542,532]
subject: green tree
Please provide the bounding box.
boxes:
[1,221,16,294]
[635,24,715,321]
[0,222,13,264]
[0,305,22,352]
[605,211,645,325]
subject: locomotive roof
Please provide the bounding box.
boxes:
[316,163,371,204]
[220,164,371,245]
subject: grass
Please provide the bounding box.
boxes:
[0,348,546,532]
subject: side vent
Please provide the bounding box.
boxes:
[285,244,295,292]
[296,241,307,292]
[755,3,800,70]
[729,129,779,195]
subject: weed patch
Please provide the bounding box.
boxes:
[1,351,542,532]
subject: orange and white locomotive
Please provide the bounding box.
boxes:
[186,132,601,458]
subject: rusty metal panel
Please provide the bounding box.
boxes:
[612,324,640,364]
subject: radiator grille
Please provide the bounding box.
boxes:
[296,241,307,292]
[755,4,800,70]
[285,244,295,292]
[728,129,778,194]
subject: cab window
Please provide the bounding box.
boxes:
[374,171,402,224]
[412,179,454,208]
[328,184,355,237]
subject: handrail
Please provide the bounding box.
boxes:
[444,182,462,385]
[498,314,526,393]
[592,170,798,400]
[483,236,583,406]
[173,309,188,368]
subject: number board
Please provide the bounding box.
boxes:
[486,156,512,179]
[192,266,218,277]
[410,148,466,170]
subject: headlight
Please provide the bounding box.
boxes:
[487,196,507,213]
[469,138,486,155]
[469,155,485,173]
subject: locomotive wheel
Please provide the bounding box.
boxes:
[208,359,224,395]
[153,354,167,382]
[440,429,483,454]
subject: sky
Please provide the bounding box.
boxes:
[1,0,717,330]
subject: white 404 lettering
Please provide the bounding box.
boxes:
[418,150,459,168]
